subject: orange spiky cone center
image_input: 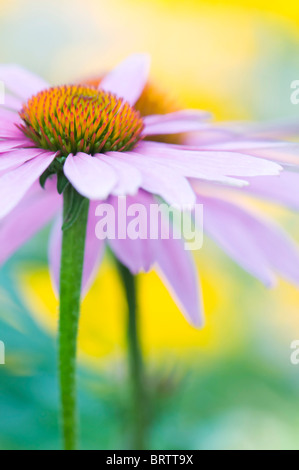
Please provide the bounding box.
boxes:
[19,85,144,156]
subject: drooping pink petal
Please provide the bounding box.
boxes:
[143,110,211,135]
[0,151,56,218]
[107,191,203,326]
[49,202,105,296]
[48,215,62,296]
[108,151,196,207]
[96,153,142,196]
[196,170,299,213]
[82,201,106,294]
[242,171,299,211]
[0,148,46,171]
[107,192,158,274]
[63,153,118,200]
[199,194,299,287]
[199,195,274,286]
[156,234,204,328]
[100,54,150,105]
[0,64,49,101]
[237,146,299,166]
[252,220,299,287]
[0,178,61,265]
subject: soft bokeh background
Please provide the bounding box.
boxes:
[1,0,299,450]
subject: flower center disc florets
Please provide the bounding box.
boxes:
[19,85,144,156]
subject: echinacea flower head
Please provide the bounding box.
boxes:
[19,85,144,156]
[1,53,299,327]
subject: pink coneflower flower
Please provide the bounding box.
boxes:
[1,53,299,450]
[0,54,292,327]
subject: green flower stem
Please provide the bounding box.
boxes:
[116,260,148,450]
[58,184,89,450]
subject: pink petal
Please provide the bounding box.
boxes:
[0,178,61,265]
[96,153,142,195]
[107,192,158,273]
[0,108,20,122]
[0,151,56,218]
[49,202,105,296]
[134,144,248,189]
[237,146,299,166]
[2,94,23,111]
[0,119,24,139]
[0,64,49,101]
[100,54,150,105]
[199,194,299,286]
[0,148,46,171]
[156,234,203,328]
[48,216,62,295]
[0,140,28,152]
[108,191,203,326]
[242,171,299,211]
[63,153,118,200]
[197,170,299,212]
[143,110,211,135]
[108,151,196,207]
[136,141,282,180]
